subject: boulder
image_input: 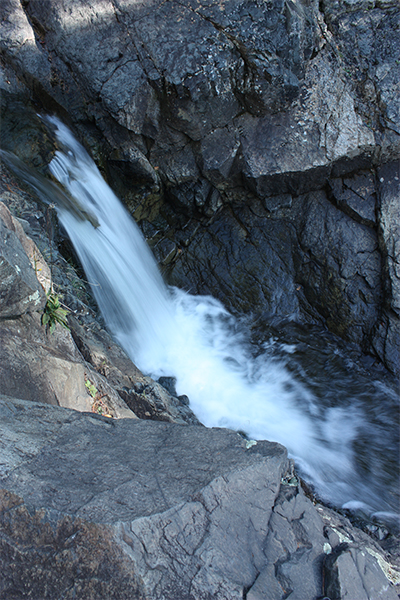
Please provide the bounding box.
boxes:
[0,396,398,599]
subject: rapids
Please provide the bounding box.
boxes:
[5,117,400,528]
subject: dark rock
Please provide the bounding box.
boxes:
[157,375,178,396]
[200,126,240,187]
[295,190,381,345]
[0,0,381,197]
[170,186,384,357]
[1,0,399,375]
[0,88,55,171]
[320,0,400,140]
[169,200,303,318]
[327,171,377,228]
[372,161,400,375]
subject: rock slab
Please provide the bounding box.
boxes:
[0,397,398,600]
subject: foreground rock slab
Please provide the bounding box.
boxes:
[0,397,398,600]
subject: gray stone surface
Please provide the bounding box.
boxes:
[1,397,398,599]
[0,307,137,419]
[0,396,287,599]
[0,398,286,523]
[248,482,400,600]
[0,211,45,318]
[296,189,381,344]
[372,161,400,375]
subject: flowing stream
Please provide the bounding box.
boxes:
[5,117,399,528]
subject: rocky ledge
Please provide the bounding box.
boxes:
[1,396,399,600]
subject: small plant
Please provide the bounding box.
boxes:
[85,378,98,398]
[42,291,69,333]
[84,375,113,418]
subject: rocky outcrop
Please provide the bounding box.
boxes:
[1,5,399,593]
[1,396,399,600]
[0,192,199,423]
[1,0,399,374]
[0,202,46,318]
[68,315,201,424]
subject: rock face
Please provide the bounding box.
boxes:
[0,203,46,318]
[1,0,399,374]
[1,396,398,600]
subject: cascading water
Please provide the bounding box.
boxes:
[4,117,399,527]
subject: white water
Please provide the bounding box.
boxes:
[38,118,399,522]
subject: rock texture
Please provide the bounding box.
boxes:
[69,315,201,424]
[0,192,198,424]
[0,203,45,318]
[1,6,399,593]
[0,0,399,374]
[1,396,398,600]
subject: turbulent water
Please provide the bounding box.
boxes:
[6,117,400,527]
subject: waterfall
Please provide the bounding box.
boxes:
[4,116,399,526]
